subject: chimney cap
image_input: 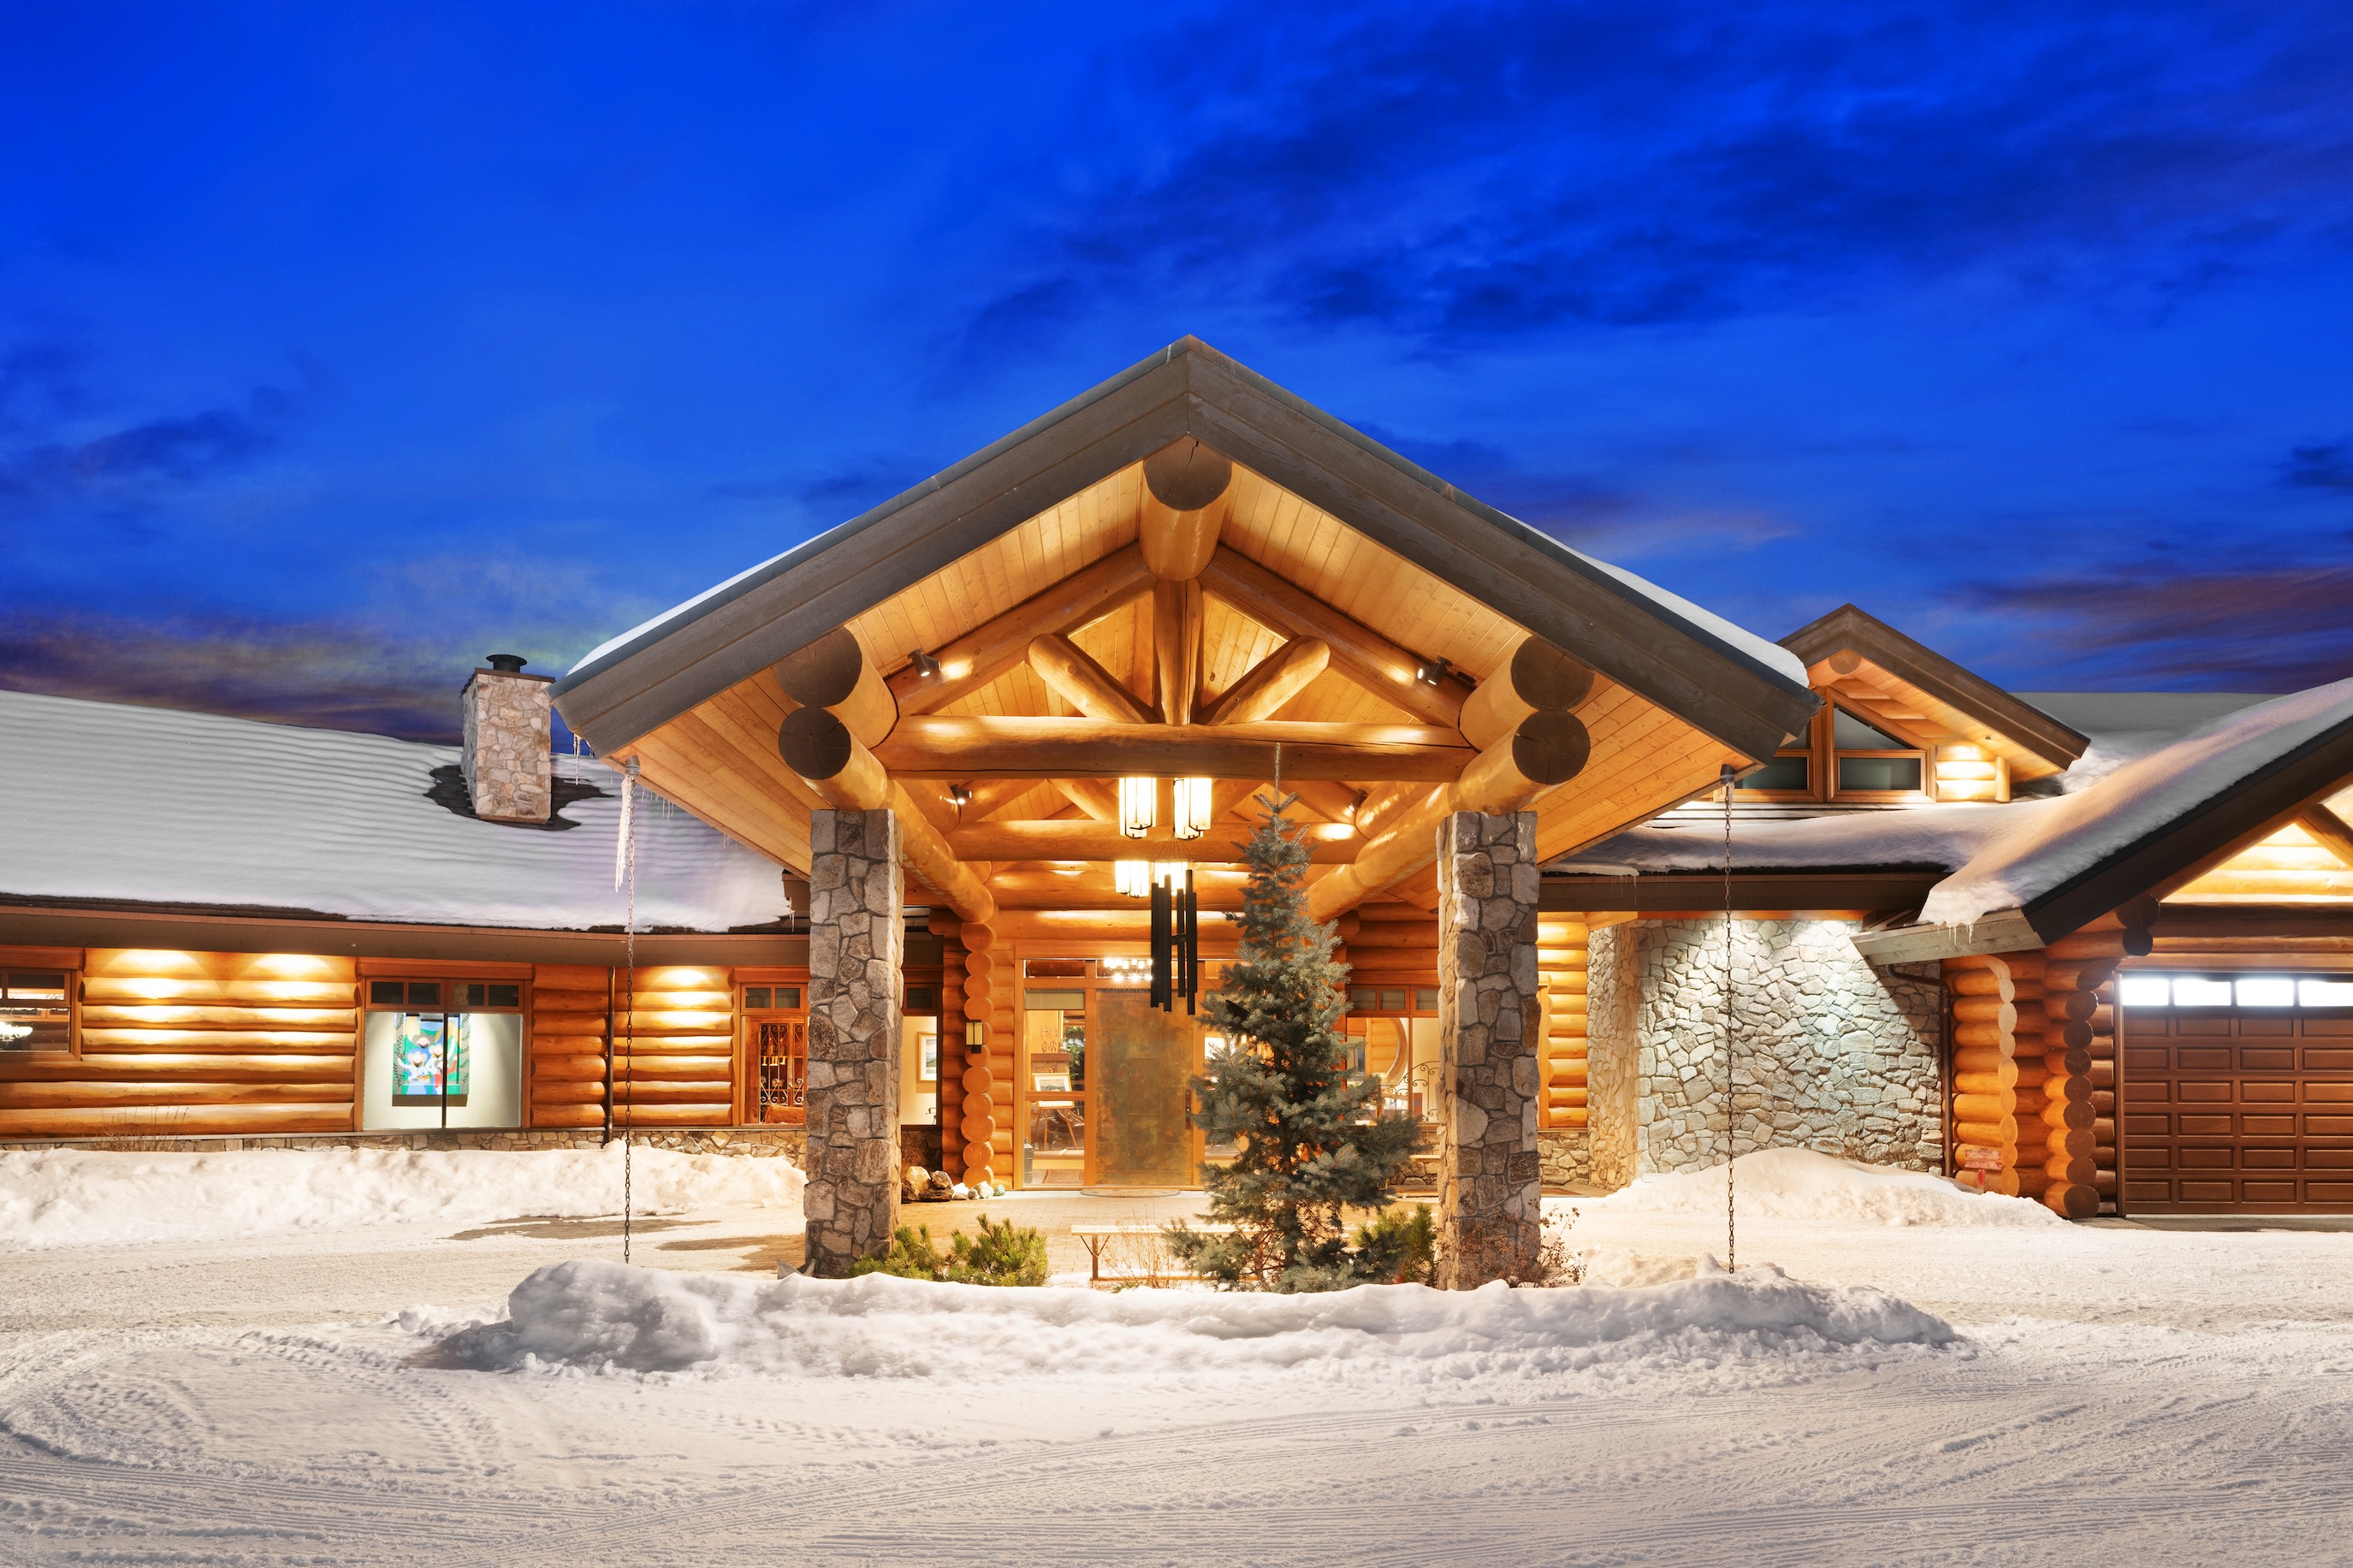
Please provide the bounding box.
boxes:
[483,654,529,674]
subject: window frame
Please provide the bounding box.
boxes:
[1733,695,1933,804]
[0,965,79,1056]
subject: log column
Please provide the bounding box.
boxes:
[1538,920,1591,1128]
[957,922,1001,1185]
[2037,927,2122,1221]
[803,808,904,1276]
[1433,810,1544,1289]
[1943,955,2020,1196]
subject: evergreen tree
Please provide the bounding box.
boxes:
[1168,790,1417,1290]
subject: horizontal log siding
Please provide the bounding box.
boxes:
[602,964,738,1128]
[1541,920,1590,1129]
[0,949,358,1138]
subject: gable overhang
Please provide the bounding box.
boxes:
[1849,711,2353,964]
[554,338,1814,763]
[1783,604,2089,781]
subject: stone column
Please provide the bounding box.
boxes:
[1433,809,1543,1289]
[803,808,904,1276]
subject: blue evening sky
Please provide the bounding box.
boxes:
[5,3,2350,740]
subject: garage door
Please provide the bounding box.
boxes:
[2122,973,2353,1212]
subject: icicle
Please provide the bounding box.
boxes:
[613,766,637,891]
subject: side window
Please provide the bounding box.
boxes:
[0,971,73,1053]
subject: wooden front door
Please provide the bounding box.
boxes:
[2123,977,2353,1212]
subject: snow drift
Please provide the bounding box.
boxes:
[0,1144,803,1251]
[1585,1147,2062,1228]
[436,1255,1953,1381]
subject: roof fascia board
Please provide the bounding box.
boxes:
[0,903,813,967]
[2022,715,2353,943]
[1846,908,2043,964]
[1540,871,1941,914]
[1785,605,2089,767]
[1182,354,1817,762]
[555,354,1199,751]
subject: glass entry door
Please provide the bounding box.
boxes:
[1091,991,1201,1188]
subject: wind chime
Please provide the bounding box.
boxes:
[1111,774,1207,1015]
[1150,867,1200,1014]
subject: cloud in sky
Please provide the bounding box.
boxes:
[2,2,2350,735]
[969,1,2353,342]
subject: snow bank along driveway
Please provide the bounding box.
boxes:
[7,1150,2353,1565]
[0,1142,803,1251]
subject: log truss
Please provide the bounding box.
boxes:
[605,441,1763,929]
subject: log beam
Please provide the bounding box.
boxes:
[773,627,897,748]
[948,820,1359,862]
[773,708,996,922]
[2303,803,2353,870]
[874,716,1472,780]
[888,543,1154,715]
[1200,547,1467,727]
[1307,711,1591,920]
[1028,634,1156,724]
[1153,578,1206,724]
[1458,633,1597,751]
[1199,636,1331,725]
[1138,437,1232,581]
[1053,778,1120,821]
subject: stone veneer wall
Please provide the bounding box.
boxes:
[1432,811,1544,1288]
[460,668,553,823]
[1537,1127,1591,1188]
[1585,918,1943,1186]
[803,808,904,1275]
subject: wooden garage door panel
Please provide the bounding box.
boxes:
[2124,996,2353,1214]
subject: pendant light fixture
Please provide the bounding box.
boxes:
[1117,776,1155,838]
[1172,777,1213,840]
[1115,860,1150,898]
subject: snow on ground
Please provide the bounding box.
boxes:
[1583,1146,2063,1228]
[0,1143,803,1251]
[439,1255,1950,1380]
[8,1151,2353,1564]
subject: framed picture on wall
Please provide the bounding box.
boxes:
[920,1033,939,1080]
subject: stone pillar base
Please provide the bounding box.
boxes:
[1434,810,1542,1289]
[803,808,904,1277]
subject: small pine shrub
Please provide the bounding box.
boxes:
[944,1212,1050,1287]
[850,1223,951,1281]
[847,1214,1048,1287]
[1352,1204,1436,1284]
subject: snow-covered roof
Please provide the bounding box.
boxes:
[0,689,789,932]
[2012,691,2279,790]
[1920,679,2353,926]
[1562,678,2353,931]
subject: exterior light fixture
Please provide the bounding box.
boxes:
[1153,861,1186,889]
[1115,859,1153,898]
[964,1019,987,1056]
[1415,654,1452,687]
[946,783,973,808]
[909,648,943,680]
[1117,776,1156,838]
[1172,777,1213,840]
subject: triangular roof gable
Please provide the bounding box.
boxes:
[554,338,1813,760]
[1851,680,2353,961]
[1782,604,2089,780]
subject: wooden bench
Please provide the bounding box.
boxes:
[1069,1222,1234,1283]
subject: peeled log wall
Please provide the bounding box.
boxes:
[1943,919,2123,1219]
[0,949,358,1138]
[1539,920,1591,1130]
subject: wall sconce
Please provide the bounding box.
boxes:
[1172,776,1213,840]
[909,648,943,680]
[964,1019,987,1056]
[1117,775,1156,838]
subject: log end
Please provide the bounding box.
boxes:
[1143,437,1233,512]
[777,707,853,780]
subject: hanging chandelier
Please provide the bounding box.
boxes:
[1117,776,1155,838]
[1172,777,1213,840]
[1114,859,1150,898]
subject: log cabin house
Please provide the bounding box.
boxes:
[5,339,2350,1257]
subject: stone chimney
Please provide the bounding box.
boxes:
[461,654,554,823]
